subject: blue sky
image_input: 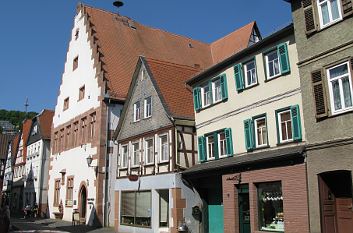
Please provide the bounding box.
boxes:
[0,0,291,113]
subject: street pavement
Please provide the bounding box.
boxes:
[10,217,115,233]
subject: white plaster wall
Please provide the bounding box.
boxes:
[53,10,101,128]
[2,148,13,191]
[195,35,306,155]
[48,144,97,224]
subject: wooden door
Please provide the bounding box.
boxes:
[336,198,353,233]
[319,175,337,233]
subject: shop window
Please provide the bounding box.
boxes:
[159,190,169,227]
[257,182,284,232]
[121,191,151,227]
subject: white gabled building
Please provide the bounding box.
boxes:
[23,109,54,217]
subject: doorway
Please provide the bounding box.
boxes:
[79,186,87,220]
[238,184,250,233]
[319,170,353,233]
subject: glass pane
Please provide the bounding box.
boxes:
[332,80,342,110]
[342,77,353,108]
[329,64,348,79]
[159,190,169,227]
[219,132,226,156]
[136,191,151,227]
[321,2,330,25]
[256,118,267,146]
[121,192,135,225]
[330,0,340,20]
[213,80,221,102]
[258,182,284,232]
[207,136,214,158]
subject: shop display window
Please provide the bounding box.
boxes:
[257,181,284,232]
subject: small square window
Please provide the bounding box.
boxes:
[133,102,141,122]
[244,60,257,87]
[79,86,85,101]
[265,50,281,79]
[63,97,69,111]
[73,56,78,71]
[144,97,152,118]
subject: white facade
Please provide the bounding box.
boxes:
[2,145,13,192]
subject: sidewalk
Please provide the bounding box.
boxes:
[10,217,115,233]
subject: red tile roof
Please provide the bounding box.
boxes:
[145,58,199,119]
[0,134,12,160]
[21,119,32,160]
[80,4,256,100]
[11,134,20,159]
[37,109,54,140]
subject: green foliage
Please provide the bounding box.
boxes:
[0,109,38,130]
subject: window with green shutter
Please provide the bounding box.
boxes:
[244,119,254,151]
[224,128,233,156]
[198,136,206,163]
[277,43,290,74]
[291,105,302,141]
[275,105,302,144]
[220,74,228,101]
[213,132,219,159]
[193,87,201,111]
[234,63,244,92]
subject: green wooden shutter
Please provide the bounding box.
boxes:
[234,64,244,92]
[208,81,213,105]
[213,132,219,159]
[198,136,206,162]
[277,43,290,74]
[224,128,233,156]
[193,87,201,111]
[244,119,254,151]
[291,105,302,141]
[220,74,228,101]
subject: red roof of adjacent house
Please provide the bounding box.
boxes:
[11,134,20,158]
[0,134,12,160]
[37,109,54,140]
[80,4,256,100]
[21,119,32,159]
[145,58,199,119]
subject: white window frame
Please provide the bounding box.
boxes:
[277,110,293,143]
[265,50,281,80]
[327,61,353,115]
[144,97,152,118]
[144,138,154,165]
[132,142,140,167]
[159,134,169,163]
[218,132,227,158]
[206,135,215,160]
[244,60,257,88]
[133,101,141,122]
[317,0,342,28]
[120,144,128,168]
[212,79,222,103]
[254,117,268,148]
[201,83,211,107]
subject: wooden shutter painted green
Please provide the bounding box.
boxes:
[291,105,302,141]
[244,119,254,151]
[220,74,228,101]
[198,136,206,162]
[224,128,233,156]
[277,43,290,74]
[234,64,244,92]
[193,87,201,111]
[213,132,219,159]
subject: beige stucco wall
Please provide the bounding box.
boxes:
[195,34,306,155]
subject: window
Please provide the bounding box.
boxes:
[31,125,38,136]
[159,190,169,227]
[121,191,151,227]
[73,122,79,147]
[59,129,64,152]
[66,177,74,207]
[54,179,60,207]
[132,142,140,167]
[198,128,233,162]
[258,182,284,232]
[317,0,342,28]
[193,74,228,110]
[265,50,281,79]
[244,60,257,87]
[66,125,71,149]
[159,135,169,162]
[255,117,268,147]
[89,113,96,141]
[133,102,141,122]
[75,29,79,40]
[144,97,152,118]
[121,145,128,168]
[73,56,78,71]
[81,117,87,143]
[276,105,302,144]
[327,62,353,114]
[206,135,215,160]
[79,86,85,101]
[63,97,69,111]
[145,138,154,165]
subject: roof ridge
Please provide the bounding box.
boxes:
[211,21,255,45]
[145,57,200,71]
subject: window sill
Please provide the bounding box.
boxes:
[119,167,128,170]
[242,82,259,91]
[276,139,301,146]
[330,107,353,117]
[197,98,227,112]
[264,73,284,83]
[144,163,155,167]
[143,115,152,119]
[158,160,169,165]
[254,145,270,151]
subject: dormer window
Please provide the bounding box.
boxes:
[73,56,78,71]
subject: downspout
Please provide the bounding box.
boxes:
[103,97,111,227]
[38,140,46,214]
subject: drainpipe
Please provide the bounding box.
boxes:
[38,140,46,215]
[103,96,111,227]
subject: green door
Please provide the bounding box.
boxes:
[238,185,250,233]
[208,188,224,233]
